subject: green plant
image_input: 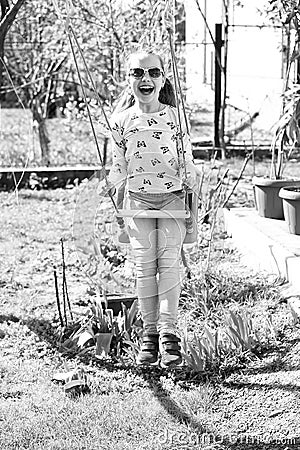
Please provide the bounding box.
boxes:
[223,309,259,351]
[265,0,300,179]
[59,294,113,355]
[270,84,300,179]
[181,307,274,373]
[113,300,142,362]
[181,326,219,372]
[59,291,141,359]
[90,293,114,333]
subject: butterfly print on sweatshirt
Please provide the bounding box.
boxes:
[147,118,158,126]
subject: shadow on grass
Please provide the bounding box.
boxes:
[24,316,61,350]
[223,377,300,394]
[14,315,297,449]
[0,314,20,324]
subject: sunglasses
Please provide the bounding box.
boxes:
[128,67,164,79]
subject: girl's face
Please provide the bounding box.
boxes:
[127,53,165,110]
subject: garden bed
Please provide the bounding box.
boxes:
[0,166,105,190]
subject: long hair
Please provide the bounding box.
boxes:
[159,78,176,107]
[113,50,176,113]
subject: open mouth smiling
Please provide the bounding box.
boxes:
[139,86,155,95]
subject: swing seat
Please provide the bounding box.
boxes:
[116,209,189,244]
[116,189,199,245]
[116,209,189,219]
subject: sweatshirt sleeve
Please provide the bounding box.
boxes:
[108,114,127,188]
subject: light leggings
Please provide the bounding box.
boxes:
[126,190,186,334]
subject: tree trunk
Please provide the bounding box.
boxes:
[38,119,50,166]
[33,107,50,166]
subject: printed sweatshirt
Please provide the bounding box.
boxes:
[109,104,196,194]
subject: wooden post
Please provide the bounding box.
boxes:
[214,23,222,150]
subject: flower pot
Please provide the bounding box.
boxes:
[253,177,300,219]
[279,186,300,235]
[95,333,113,357]
[103,295,136,315]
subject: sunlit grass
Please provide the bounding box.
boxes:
[1,166,299,448]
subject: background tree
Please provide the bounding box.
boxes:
[4,1,69,164]
[266,0,300,83]
[2,0,185,165]
[264,0,300,177]
[0,0,26,100]
[63,0,179,107]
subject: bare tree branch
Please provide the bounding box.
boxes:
[1,0,9,20]
[0,0,26,36]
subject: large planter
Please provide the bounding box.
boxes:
[101,295,136,315]
[253,177,300,219]
[279,186,300,235]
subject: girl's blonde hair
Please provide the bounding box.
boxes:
[113,50,176,112]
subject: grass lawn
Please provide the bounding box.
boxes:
[0,106,274,168]
[1,156,300,449]
[0,109,108,168]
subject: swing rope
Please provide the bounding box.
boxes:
[168,31,188,182]
[163,0,196,236]
[163,0,190,185]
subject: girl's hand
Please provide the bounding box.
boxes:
[184,176,198,192]
[98,182,116,197]
[106,185,117,197]
[184,166,200,191]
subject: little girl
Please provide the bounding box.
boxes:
[109,49,198,367]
